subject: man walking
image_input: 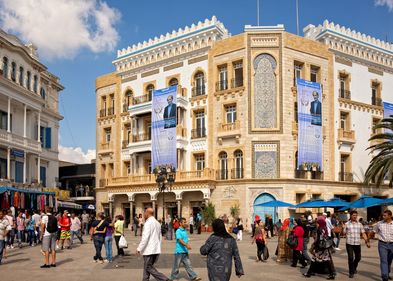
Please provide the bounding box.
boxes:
[58,211,72,249]
[169,218,201,281]
[81,211,89,235]
[32,210,41,244]
[70,213,83,245]
[137,208,169,281]
[373,210,393,281]
[343,210,370,278]
[0,211,11,265]
[40,207,58,268]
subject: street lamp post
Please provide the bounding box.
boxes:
[153,165,176,234]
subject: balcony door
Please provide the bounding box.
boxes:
[219,152,228,180]
[196,111,205,137]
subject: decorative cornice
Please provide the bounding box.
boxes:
[338,98,384,116]
[304,20,393,69]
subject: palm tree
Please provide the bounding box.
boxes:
[364,117,393,187]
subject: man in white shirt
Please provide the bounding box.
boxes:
[81,211,89,235]
[70,213,83,245]
[323,212,334,237]
[32,210,41,243]
[137,208,169,281]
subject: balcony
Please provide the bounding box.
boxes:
[100,142,113,150]
[337,128,356,144]
[123,104,131,113]
[215,80,228,92]
[107,107,115,116]
[99,109,106,118]
[191,128,206,139]
[231,168,244,179]
[191,85,206,97]
[133,93,152,105]
[372,97,383,107]
[132,133,151,142]
[231,78,243,88]
[176,126,187,138]
[218,121,241,143]
[99,178,108,187]
[339,172,353,182]
[294,170,324,180]
[219,121,240,132]
[216,169,229,180]
[0,129,41,153]
[339,89,351,100]
[109,168,215,185]
[122,140,130,149]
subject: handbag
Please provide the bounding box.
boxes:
[333,226,342,234]
[232,227,239,234]
[263,245,269,260]
[118,235,128,249]
[286,231,298,249]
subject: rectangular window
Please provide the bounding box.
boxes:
[294,62,303,85]
[40,126,52,149]
[233,61,243,87]
[19,67,24,86]
[340,112,348,130]
[105,128,111,143]
[225,105,237,123]
[371,82,381,106]
[26,71,31,90]
[218,65,228,90]
[11,62,16,82]
[33,75,38,93]
[195,154,205,171]
[40,166,46,187]
[195,111,205,137]
[310,66,319,82]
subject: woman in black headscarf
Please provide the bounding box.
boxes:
[200,219,244,281]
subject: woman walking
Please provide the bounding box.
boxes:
[200,219,244,281]
[16,212,25,248]
[276,218,291,262]
[304,216,335,280]
[104,216,113,262]
[114,215,124,256]
[291,219,307,268]
[236,217,244,241]
[90,212,109,263]
[252,220,267,262]
[25,212,36,246]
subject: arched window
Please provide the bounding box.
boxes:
[124,90,132,112]
[234,150,243,179]
[11,62,16,82]
[218,151,228,180]
[2,57,8,78]
[169,78,178,86]
[40,87,46,100]
[33,75,38,93]
[26,71,31,90]
[194,71,205,96]
[19,66,24,86]
[146,84,154,100]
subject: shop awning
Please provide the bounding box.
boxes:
[0,186,55,195]
[57,200,82,209]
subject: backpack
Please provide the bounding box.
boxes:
[286,231,298,249]
[46,215,58,234]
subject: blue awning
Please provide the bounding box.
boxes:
[0,186,55,195]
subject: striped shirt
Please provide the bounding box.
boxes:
[373,220,393,243]
[345,220,365,245]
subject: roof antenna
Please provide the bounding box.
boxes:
[296,0,300,35]
[257,0,260,26]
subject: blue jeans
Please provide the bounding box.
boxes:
[17,230,24,246]
[71,230,83,244]
[104,236,113,262]
[27,229,35,246]
[93,235,104,261]
[378,241,393,280]
[0,240,4,264]
[170,253,198,280]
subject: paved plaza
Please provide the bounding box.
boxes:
[0,232,384,281]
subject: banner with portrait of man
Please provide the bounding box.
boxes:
[383,102,393,119]
[297,78,323,171]
[151,86,177,170]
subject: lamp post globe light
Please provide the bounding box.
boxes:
[153,165,176,234]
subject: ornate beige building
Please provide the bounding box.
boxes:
[95,17,393,226]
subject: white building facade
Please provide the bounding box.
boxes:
[0,29,63,188]
[304,20,393,185]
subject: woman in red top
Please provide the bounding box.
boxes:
[291,218,307,268]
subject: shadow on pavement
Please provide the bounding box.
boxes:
[56,258,74,266]
[3,258,30,264]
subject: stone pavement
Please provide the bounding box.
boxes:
[0,232,384,281]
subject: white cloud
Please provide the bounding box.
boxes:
[0,0,120,59]
[58,145,95,164]
[375,0,393,11]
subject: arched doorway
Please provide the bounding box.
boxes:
[253,193,277,223]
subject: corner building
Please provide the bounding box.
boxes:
[95,17,393,225]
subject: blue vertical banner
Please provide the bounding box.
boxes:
[383,102,393,118]
[297,78,323,171]
[151,86,177,170]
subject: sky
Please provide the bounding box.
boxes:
[0,0,392,163]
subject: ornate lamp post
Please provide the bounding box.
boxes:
[153,165,176,233]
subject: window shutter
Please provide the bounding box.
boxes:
[45,127,51,149]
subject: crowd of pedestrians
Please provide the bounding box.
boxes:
[0,206,392,281]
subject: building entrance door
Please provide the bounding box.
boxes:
[253,193,277,223]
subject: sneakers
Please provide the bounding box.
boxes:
[334,247,341,251]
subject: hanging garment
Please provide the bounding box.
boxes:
[10,191,14,207]
[20,192,25,209]
[30,194,34,209]
[14,192,20,208]
[1,192,9,209]
[40,195,45,210]
[48,195,53,208]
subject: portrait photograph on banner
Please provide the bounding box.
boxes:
[151,85,177,170]
[297,78,323,172]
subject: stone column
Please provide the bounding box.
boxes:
[23,105,27,138]
[109,201,113,218]
[129,200,134,222]
[6,148,10,179]
[152,200,156,216]
[7,97,11,133]
[37,112,41,142]
[177,200,181,218]
[37,156,41,184]
[23,152,26,184]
